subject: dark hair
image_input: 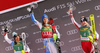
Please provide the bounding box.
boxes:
[14,35,22,45]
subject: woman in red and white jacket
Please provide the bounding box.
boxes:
[67,9,99,53]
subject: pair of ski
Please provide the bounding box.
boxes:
[22,32,27,53]
[90,14,99,53]
[50,18,62,53]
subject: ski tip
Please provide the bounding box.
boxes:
[21,32,25,35]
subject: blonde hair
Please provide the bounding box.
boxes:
[81,16,85,18]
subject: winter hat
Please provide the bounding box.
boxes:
[12,32,18,37]
[81,16,87,22]
[42,14,48,21]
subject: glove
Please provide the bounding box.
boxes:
[56,38,60,43]
[93,42,98,46]
[56,38,60,46]
[49,18,54,25]
[88,36,98,46]
[93,40,98,46]
[27,7,33,13]
[22,50,25,53]
[67,9,73,15]
[88,36,94,43]
[53,33,60,43]
[4,27,8,32]
[53,33,57,43]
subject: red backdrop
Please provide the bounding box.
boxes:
[0,0,38,11]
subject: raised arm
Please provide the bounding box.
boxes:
[4,32,13,44]
[68,9,81,30]
[30,13,42,29]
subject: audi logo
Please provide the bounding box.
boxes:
[35,38,64,47]
[55,25,60,29]
[67,29,78,35]
[71,45,82,52]
[95,5,100,11]
[5,46,13,51]
[35,38,43,43]
[60,41,64,46]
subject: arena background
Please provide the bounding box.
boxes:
[0,0,100,53]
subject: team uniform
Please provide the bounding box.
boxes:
[30,13,60,53]
[4,32,30,53]
[69,12,99,53]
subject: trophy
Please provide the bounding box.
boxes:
[67,3,76,15]
[1,22,12,35]
[27,3,38,12]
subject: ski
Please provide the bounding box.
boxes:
[90,14,96,40]
[90,14,99,53]
[50,18,61,53]
[21,32,27,53]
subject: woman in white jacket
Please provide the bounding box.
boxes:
[4,27,30,53]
